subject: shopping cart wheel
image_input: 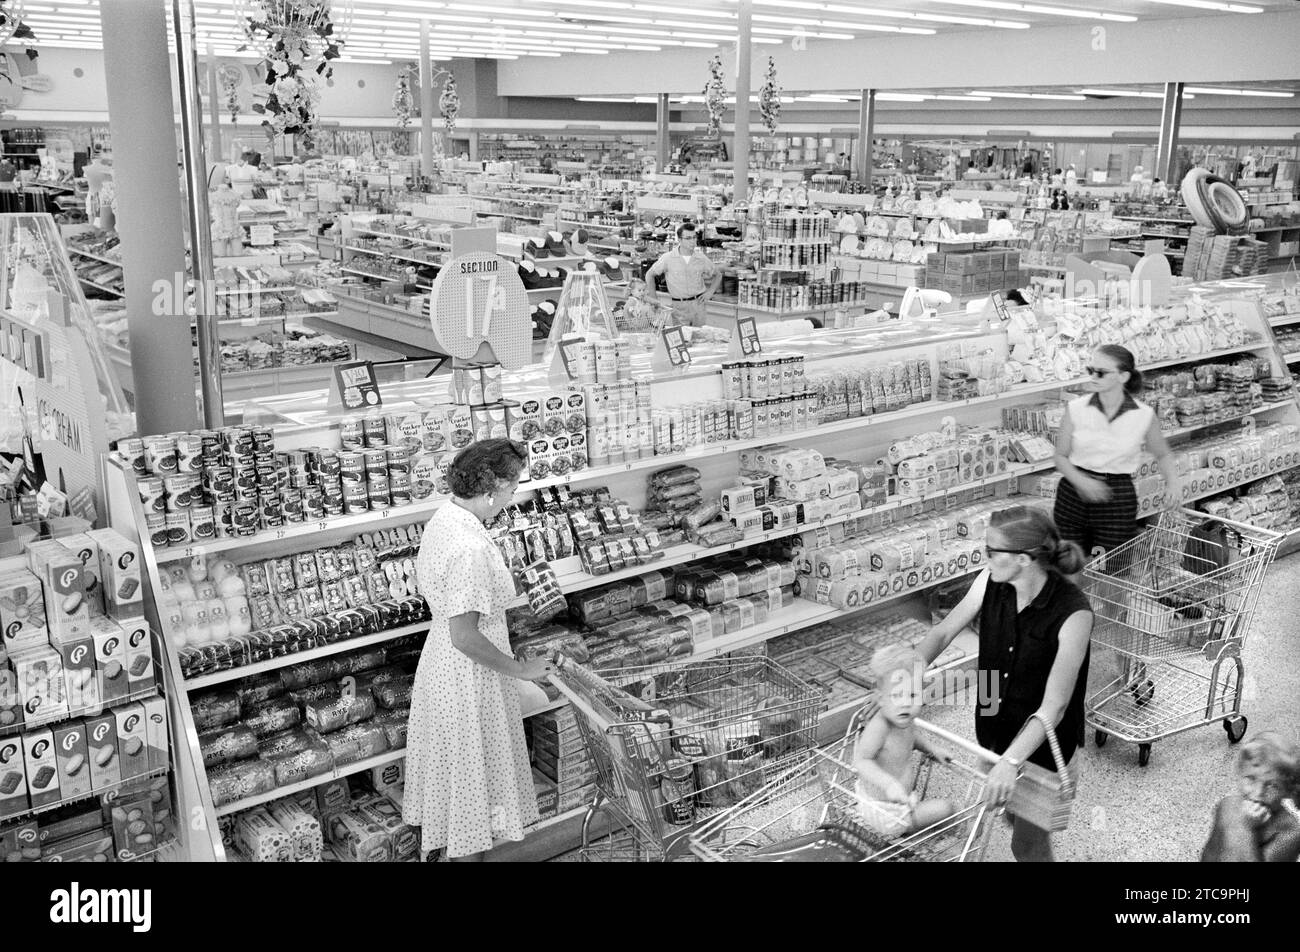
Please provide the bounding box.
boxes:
[1138,744,1152,767]
[1131,679,1155,708]
[1094,729,1108,748]
[1224,715,1248,744]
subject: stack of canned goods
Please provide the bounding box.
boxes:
[117,424,419,549]
[582,380,653,468]
[737,279,872,313]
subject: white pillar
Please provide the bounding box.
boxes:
[101,0,201,433]
[420,20,435,176]
[657,93,671,168]
[733,0,753,205]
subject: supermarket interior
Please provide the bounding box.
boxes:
[2,0,1300,869]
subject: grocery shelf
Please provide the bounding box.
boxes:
[78,277,125,297]
[214,748,406,817]
[1163,400,1295,440]
[511,460,1053,608]
[353,227,451,249]
[340,265,419,283]
[7,766,172,822]
[1285,352,1300,363]
[183,621,429,691]
[345,244,444,268]
[213,285,301,297]
[0,683,163,739]
[1269,313,1300,328]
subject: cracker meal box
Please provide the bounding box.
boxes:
[58,534,103,617]
[140,696,169,773]
[0,735,30,819]
[86,529,144,620]
[25,540,90,645]
[235,806,292,862]
[84,711,121,791]
[52,635,99,717]
[52,721,91,802]
[11,647,69,725]
[89,616,130,707]
[0,569,49,655]
[119,617,156,694]
[112,702,150,781]
[22,727,60,809]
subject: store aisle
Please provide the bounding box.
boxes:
[922,554,1300,863]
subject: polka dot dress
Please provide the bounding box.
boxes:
[402,502,539,858]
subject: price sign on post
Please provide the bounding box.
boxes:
[427,251,532,369]
[659,325,692,367]
[736,315,762,356]
[329,361,383,411]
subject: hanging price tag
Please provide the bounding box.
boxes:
[660,325,692,367]
[736,315,762,355]
[988,290,1011,323]
[329,360,383,411]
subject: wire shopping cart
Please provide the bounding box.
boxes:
[546,653,823,862]
[688,709,1002,862]
[1083,508,1283,766]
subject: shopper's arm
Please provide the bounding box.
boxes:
[644,254,667,299]
[1053,409,1111,502]
[701,258,722,301]
[983,608,1092,803]
[916,569,989,667]
[449,613,551,681]
[1145,419,1182,510]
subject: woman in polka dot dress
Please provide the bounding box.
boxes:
[403,439,556,861]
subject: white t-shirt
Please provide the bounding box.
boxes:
[227,163,258,184]
[1067,392,1154,475]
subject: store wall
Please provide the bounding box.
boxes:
[496,12,1300,96]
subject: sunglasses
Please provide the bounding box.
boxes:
[985,545,1029,558]
[1085,366,1119,378]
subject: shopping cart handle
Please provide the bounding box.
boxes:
[912,717,1003,765]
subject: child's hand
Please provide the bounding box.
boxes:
[1241,799,1271,827]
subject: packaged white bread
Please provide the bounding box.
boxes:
[268,799,323,863]
[235,807,293,862]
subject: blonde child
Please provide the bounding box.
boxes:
[1201,732,1300,863]
[851,645,955,838]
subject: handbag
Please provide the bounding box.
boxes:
[1005,713,1077,832]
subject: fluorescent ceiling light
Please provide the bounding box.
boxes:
[1185,86,1293,98]
[819,4,1028,28]
[633,4,733,16]
[1138,0,1261,11]
[970,90,1086,100]
[533,0,635,6]
[929,1,1136,22]
[444,3,555,15]
[341,58,394,64]
[876,93,930,102]
[1077,88,1195,99]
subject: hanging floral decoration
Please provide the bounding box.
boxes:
[759,56,781,138]
[220,65,243,123]
[392,66,414,129]
[703,54,727,138]
[438,72,460,139]
[0,0,38,61]
[238,1,346,144]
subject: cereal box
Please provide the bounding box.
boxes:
[52,635,99,717]
[0,736,30,819]
[90,616,129,707]
[84,712,121,791]
[86,529,144,620]
[58,534,103,616]
[25,541,89,644]
[119,617,156,694]
[22,726,60,809]
[112,702,149,781]
[53,721,91,801]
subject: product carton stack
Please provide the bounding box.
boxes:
[1185,226,1267,281]
[925,248,1023,297]
[529,707,596,819]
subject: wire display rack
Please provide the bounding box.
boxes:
[1083,509,1282,766]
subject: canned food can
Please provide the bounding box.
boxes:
[175,434,204,474]
[322,496,344,517]
[340,417,365,449]
[117,438,147,475]
[480,364,503,403]
[211,499,233,538]
[316,450,341,477]
[281,488,304,523]
[222,425,255,457]
[143,435,178,475]
[385,445,411,475]
[289,466,314,490]
[339,451,366,484]
[144,513,168,549]
[367,477,391,508]
[138,477,165,514]
[343,482,371,514]
[302,486,325,519]
[190,505,217,541]
[203,464,234,495]
[318,475,342,499]
[163,475,200,512]
[164,511,191,547]
[233,464,259,496]
[232,500,259,536]
[196,429,222,464]
[363,448,389,478]
[721,362,744,401]
[259,490,283,527]
[255,463,279,488]
[250,426,274,452]
[363,414,388,448]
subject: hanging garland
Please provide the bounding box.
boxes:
[392,67,414,129]
[703,54,727,138]
[0,0,38,61]
[759,56,781,138]
[220,65,243,123]
[439,72,460,140]
[241,1,344,144]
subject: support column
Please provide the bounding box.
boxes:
[419,20,435,176]
[100,0,201,433]
[1155,81,1185,186]
[855,88,876,184]
[206,47,222,162]
[656,93,671,169]
[733,0,752,204]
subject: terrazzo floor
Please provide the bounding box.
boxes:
[919,552,1300,862]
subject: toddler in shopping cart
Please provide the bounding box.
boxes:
[851,645,956,839]
[1201,732,1300,863]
